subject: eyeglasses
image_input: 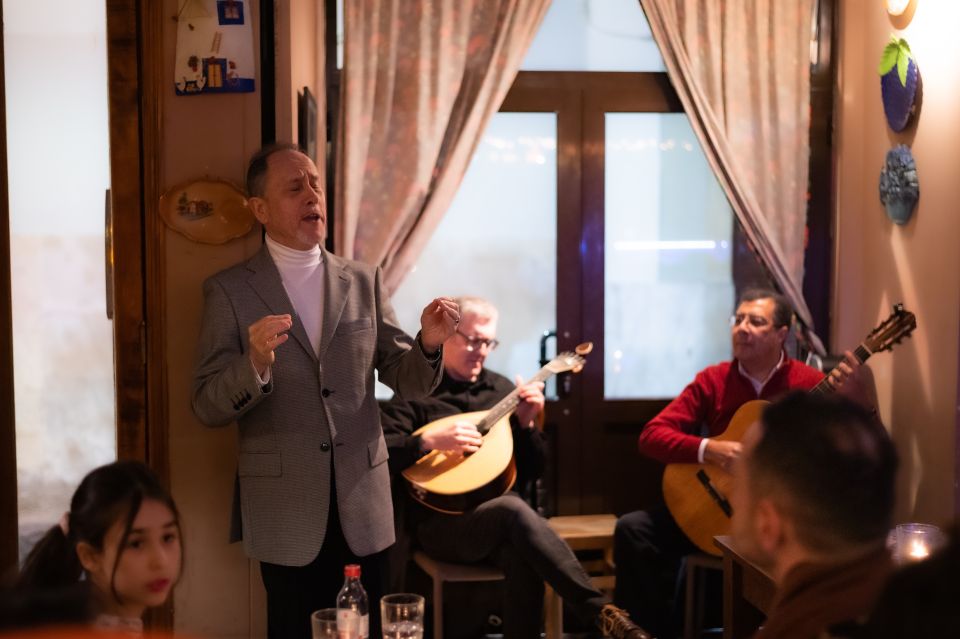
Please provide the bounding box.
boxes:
[456,329,499,352]
[730,313,772,329]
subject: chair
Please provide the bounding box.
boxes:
[683,552,723,639]
[412,550,505,639]
[543,514,618,639]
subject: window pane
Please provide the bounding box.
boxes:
[522,0,665,72]
[386,113,557,396]
[336,0,344,68]
[604,114,734,399]
[5,0,115,559]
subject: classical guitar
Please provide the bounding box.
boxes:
[402,343,592,514]
[661,304,917,556]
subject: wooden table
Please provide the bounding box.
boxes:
[714,535,776,639]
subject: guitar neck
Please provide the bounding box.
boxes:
[809,342,872,396]
[476,367,555,433]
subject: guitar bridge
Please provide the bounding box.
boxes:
[696,469,733,518]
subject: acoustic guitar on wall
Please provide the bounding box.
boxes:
[661,303,917,556]
[402,343,593,514]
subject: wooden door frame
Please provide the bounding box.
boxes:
[106,0,168,626]
[0,0,18,584]
[106,0,166,474]
[803,0,839,350]
[106,0,149,464]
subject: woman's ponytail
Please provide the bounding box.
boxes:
[16,520,83,591]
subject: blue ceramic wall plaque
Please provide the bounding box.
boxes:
[879,145,919,225]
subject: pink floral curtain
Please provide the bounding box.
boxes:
[639,0,824,353]
[335,0,550,293]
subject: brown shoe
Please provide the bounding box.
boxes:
[596,604,655,639]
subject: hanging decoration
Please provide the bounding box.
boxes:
[159,178,255,243]
[878,36,919,132]
[878,145,919,226]
[175,0,255,95]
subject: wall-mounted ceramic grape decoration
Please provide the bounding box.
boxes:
[878,36,919,132]
[878,145,919,225]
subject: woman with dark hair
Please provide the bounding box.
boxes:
[14,460,182,633]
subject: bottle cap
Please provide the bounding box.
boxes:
[344,564,361,578]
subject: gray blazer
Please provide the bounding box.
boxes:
[191,245,442,566]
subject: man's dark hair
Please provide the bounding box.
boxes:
[245,143,305,198]
[738,288,794,328]
[750,392,897,553]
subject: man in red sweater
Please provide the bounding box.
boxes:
[612,289,864,638]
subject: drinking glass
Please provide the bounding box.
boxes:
[311,608,339,639]
[380,593,424,639]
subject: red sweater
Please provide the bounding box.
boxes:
[637,357,824,464]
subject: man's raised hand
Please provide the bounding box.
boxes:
[248,314,293,376]
[420,297,460,354]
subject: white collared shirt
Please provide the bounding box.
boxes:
[737,350,786,395]
[697,351,785,463]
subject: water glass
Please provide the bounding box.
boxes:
[311,608,339,639]
[381,593,424,639]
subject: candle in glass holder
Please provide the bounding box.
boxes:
[907,538,929,559]
[894,523,943,564]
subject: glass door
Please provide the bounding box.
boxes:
[4,0,115,561]
[576,88,736,516]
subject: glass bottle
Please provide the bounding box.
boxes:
[336,563,368,639]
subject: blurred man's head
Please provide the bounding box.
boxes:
[443,297,499,383]
[731,392,897,581]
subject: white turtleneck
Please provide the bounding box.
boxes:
[265,234,325,356]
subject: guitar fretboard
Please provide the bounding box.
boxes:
[809,343,872,396]
[475,367,555,434]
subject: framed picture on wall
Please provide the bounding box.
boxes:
[298,87,318,163]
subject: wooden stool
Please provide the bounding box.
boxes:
[544,514,618,639]
[683,552,723,639]
[412,550,505,639]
